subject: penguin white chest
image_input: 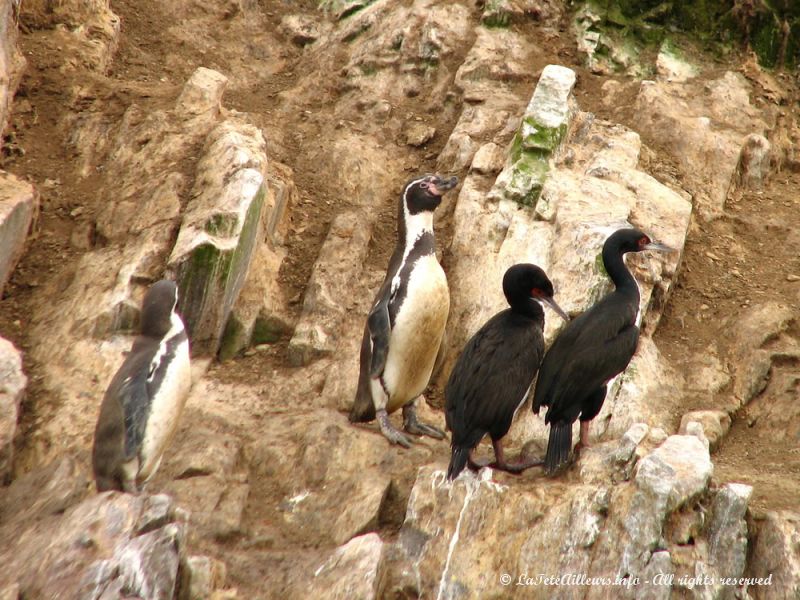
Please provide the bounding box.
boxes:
[383,255,449,412]
[138,335,191,483]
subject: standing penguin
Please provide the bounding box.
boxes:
[532,228,673,475]
[350,174,458,447]
[93,280,192,493]
[445,264,568,481]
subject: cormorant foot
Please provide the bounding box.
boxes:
[377,409,413,448]
[402,404,445,440]
[573,441,591,455]
[467,456,490,471]
[489,457,544,475]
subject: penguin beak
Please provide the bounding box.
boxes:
[430,175,458,195]
[643,241,675,253]
[541,296,570,322]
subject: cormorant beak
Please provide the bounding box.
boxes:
[429,175,458,196]
[643,241,675,253]
[541,296,570,322]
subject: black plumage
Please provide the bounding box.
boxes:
[533,228,672,475]
[445,264,567,480]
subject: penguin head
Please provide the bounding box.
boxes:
[503,264,568,321]
[140,280,179,338]
[402,174,458,215]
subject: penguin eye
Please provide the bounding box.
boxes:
[419,182,430,190]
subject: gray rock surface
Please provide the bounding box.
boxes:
[0,337,25,481]
[0,173,37,298]
[0,492,187,599]
[747,511,800,599]
[168,113,269,356]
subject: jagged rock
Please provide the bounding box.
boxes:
[20,0,120,72]
[488,64,576,207]
[246,408,439,547]
[180,555,227,600]
[0,456,87,522]
[707,483,752,597]
[747,511,800,599]
[679,411,731,451]
[730,302,794,407]
[169,116,269,356]
[729,133,771,197]
[308,533,385,599]
[470,142,505,175]
[573,4,645,77]
[0,173,38,298]
[0,337,25,481]
[0,492,187,599]
[288,212,372,366]
[633,72,768,219]
[219,165,293,359]
[656,40,699,83]
[636,435,713,514]
[403,122,435,147]
[480,0,561,27]
[321,0,377,21]
[0,0,25,155]
[280,14,323,46]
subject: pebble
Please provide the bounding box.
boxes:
[786,274,800,282]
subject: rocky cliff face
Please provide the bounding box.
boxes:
[0,0,799,598]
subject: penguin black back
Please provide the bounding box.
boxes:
[445,264,567,480]
[93,279,191,493]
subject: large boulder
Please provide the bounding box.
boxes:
[0,337,26,481]
[0,173,37,297]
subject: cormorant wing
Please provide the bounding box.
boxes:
[533,297,639,421]
[447,313,542,446]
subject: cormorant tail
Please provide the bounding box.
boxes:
[447,447,470,481]
[544,423,572,476]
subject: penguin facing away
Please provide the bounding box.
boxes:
[445,264,568,481]
[350,173,458,447]
[92,280,192,493]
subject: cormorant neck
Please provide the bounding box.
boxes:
[509,297,544,321]
[602,242,638,296]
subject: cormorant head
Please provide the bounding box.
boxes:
[607,228,674,255]
[503,263,569,321]
[402,174,458,215]
[140,280,179,338]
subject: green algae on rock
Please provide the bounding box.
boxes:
[489,64,575,207]
[169,121,269,357]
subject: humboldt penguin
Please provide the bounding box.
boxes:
[92,280,192,493]
[350,173,458,447]
[533,228,673,475]
[445,264,568,481]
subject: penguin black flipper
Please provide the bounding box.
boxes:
[93,339,157,492]
[367,298,391,377]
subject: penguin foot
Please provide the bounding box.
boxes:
[377,409,413,448]
[402,404,445,440]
